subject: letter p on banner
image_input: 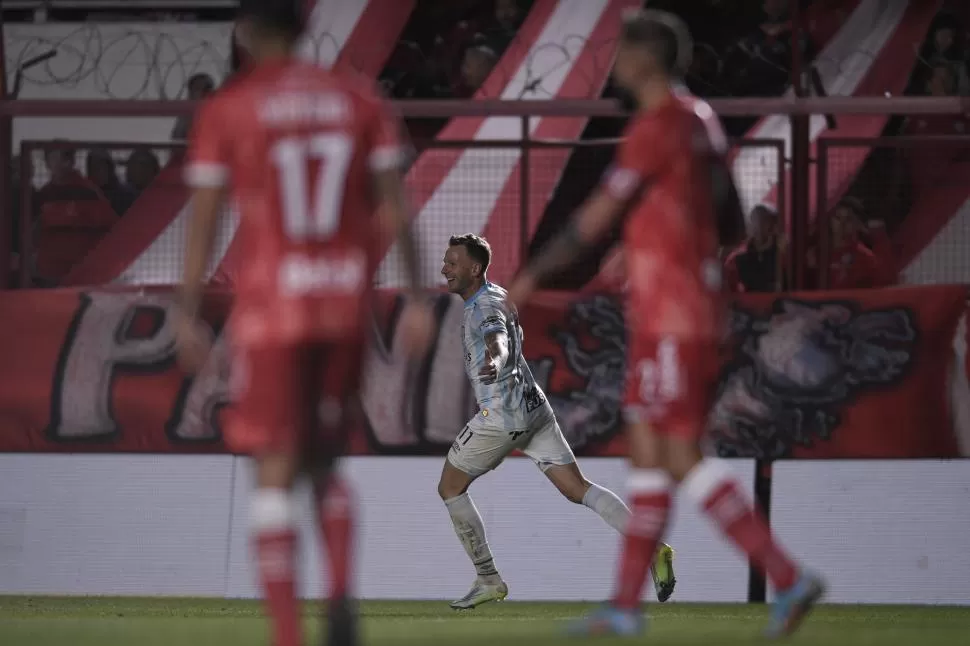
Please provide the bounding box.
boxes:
[47,292,181,441]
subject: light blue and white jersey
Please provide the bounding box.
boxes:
[462,282,551,431]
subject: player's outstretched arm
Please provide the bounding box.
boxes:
[374,169,421,295]
[178,185,224,319]
[178,96,228,326]
[508,190,626,307]
[373,168,433,357]
[173,183,223,373]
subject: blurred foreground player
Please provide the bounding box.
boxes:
[438,234,676,610]
[508,9,824,639]
[174,1,432,644]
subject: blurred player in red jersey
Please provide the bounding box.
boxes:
[174,2,432,645]
[508,9,823,639]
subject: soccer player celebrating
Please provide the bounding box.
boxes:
[174,1,433,645]
[438,233,676,610]
[507,9,824,639]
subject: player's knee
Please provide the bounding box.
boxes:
[561,479,590,505]
[254,451,300,489]
[665,436,704,482]
[544,462,590,504]
[436,477,452,501]
[437,466,471,501]
[625,419,663,470]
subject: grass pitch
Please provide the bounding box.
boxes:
[1,597,968,646]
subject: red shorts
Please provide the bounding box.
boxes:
[226,340,365,457]
[623,335,720,440]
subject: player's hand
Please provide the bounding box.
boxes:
[174,313,213,374]
[398,298,434,358]
[506,270,538,312]
[478,358,498,385]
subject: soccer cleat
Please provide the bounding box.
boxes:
[325,595,358,646]
[652,543,677,602]
[449,579,509,610]
[565,604,645,637]
[765,572,825,639]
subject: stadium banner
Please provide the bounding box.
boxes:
[0,285,966,458]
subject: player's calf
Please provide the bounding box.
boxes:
[545,463,629,534]
[438,459,505,602]
[251,454,302,646]
[543,453,677,602]
[680,456,820,628]
[313,474,355,601]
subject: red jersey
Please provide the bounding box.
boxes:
[827,237,895,290]
[603,93,732,340]
[185,59,404,346]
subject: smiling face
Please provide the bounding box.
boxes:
[441,245,482,297]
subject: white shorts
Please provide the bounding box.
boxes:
[447,407,576,478]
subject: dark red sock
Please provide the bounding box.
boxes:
[317,475,355,600]
[700,475,798,591]
[255,529,301,646]
[613,485,671,610]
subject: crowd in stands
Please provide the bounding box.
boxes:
[901,7,970,145]
[725,2,970,294]
[380,0,529,102]
[6,1,967,293]
[680,0,813,101]
[661,0,825,135]
[14,143,164,286]
[724,198,897,294]
[7,69,216,288]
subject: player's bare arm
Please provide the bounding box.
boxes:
[373,168,433,355]
[175,184,224,372]
[479,330,509,385]
[374,169,421,296]
[508,190,626,307]
[179,185,223,316]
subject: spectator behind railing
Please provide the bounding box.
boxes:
[724,204,788,293]
[724,0,815,100]
[124,148,161,199]
[912,12,970,96]
[171,73,217,141]
[901,62,970,195]
[381,0,526,100]
[452,45,498,98]
[679,0,819,135]
[86,150,138,217]
[34,145,117,286]
[485,0,526,53]
[807,196,897,290]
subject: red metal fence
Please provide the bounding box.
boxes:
[818,135,970,287]
[3,97,970,289]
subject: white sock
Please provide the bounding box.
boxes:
[250,488,297,582]
[444,493,501,583]
[582,482,631,534]
[250,487,296,532]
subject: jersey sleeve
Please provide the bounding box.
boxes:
[475,299,509,337]
[601,120,667,202]
[183,96,233,188]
